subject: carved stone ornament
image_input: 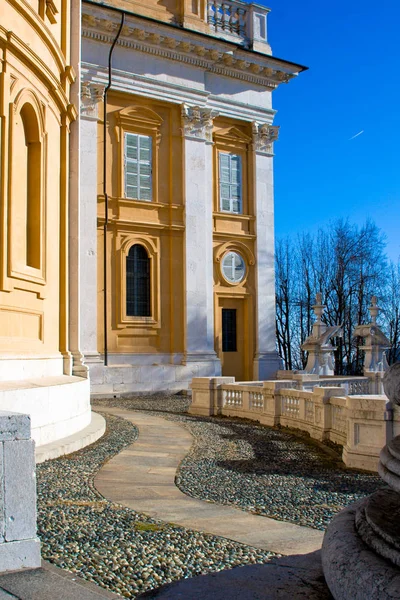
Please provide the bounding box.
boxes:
[252,123,280,155]
[181,105,219,142]
[383,362,400,406]
[81,81,105,118]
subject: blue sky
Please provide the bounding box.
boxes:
[258,0,399,261]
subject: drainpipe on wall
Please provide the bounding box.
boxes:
[103,11,125,367]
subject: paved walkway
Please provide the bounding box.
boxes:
[94,408,324,555]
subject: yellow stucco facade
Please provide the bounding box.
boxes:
[1,0,74,359]
[79,0,305,394]
[0,0,91,446]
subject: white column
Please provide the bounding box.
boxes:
[68,0,88,377]
[182,106,220,375]
[78,84,104,364]
[252,124,282,379]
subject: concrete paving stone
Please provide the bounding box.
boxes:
[0,589,17,599]
[0,562,120,600]
[94,410,324,556]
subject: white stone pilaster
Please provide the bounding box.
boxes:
[79,83,104,364]
[68,0,88,378]
[182,105,220,374]
[252,124,282,379]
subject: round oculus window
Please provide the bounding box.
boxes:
[221,252,246,284]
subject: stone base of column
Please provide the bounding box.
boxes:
[83,352,103,364]
[322,496,400,600]
[322,434,400,600]
[253,352,283,381]
[0,539,41,573]
[71,351,89,378]
[184,351,220,366]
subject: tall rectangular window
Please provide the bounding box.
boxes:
[124,133,152,201]
[219,153,242,214]
[222,309,237,352]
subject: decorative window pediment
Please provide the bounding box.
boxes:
[214,126,252,149]
[115,106,163,140]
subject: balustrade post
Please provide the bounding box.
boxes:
[238,7,246,37]
[299,396,306,422]
[242,389,250,412]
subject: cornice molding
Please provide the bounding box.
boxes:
[81,62,276,124]
[81,9,296,90]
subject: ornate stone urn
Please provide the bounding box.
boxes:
[322,362,400,599]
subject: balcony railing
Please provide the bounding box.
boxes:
[207,0,271,53]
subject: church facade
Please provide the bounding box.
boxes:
[79,0,305,394]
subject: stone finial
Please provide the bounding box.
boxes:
[301,294,342,376]
[383,362,400,406]
[313,292,324,324]
[353,295,389,373]
[369,295,379,324]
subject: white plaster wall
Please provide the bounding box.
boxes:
[0,356,64,381]
[206,73,273,110]
[89,361,221,396]
[0,377,91,446]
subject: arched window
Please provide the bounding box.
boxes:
[20,103,41,270]
[126,244,151,317]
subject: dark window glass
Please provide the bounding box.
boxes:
[222,309,237,352]
[126,244,151,317]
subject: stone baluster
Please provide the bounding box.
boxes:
[207,0,215,26]
[214,1,222,30]
[221,3,230,31]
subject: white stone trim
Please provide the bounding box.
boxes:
[81,63,276,123]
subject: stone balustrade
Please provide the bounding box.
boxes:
[207,0,271,53]
[190,376,394,471]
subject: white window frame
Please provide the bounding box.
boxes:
[221,251,246,284]
[124,133,153,201]
[219,152,242,214]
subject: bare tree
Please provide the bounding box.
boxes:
[275,219,390,375]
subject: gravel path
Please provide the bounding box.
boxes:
[93,395,382,530]
[37,412,276,599]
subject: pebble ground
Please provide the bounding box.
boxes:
[37,394,382,598]
[94,395,382,530]
[37,411,277,599]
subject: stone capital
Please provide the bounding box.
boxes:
[252,122,279,155]
[181,105,219,143]
[81,81,105,119]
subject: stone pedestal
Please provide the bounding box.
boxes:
[322,362,400,599]
[0,411,41,572]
